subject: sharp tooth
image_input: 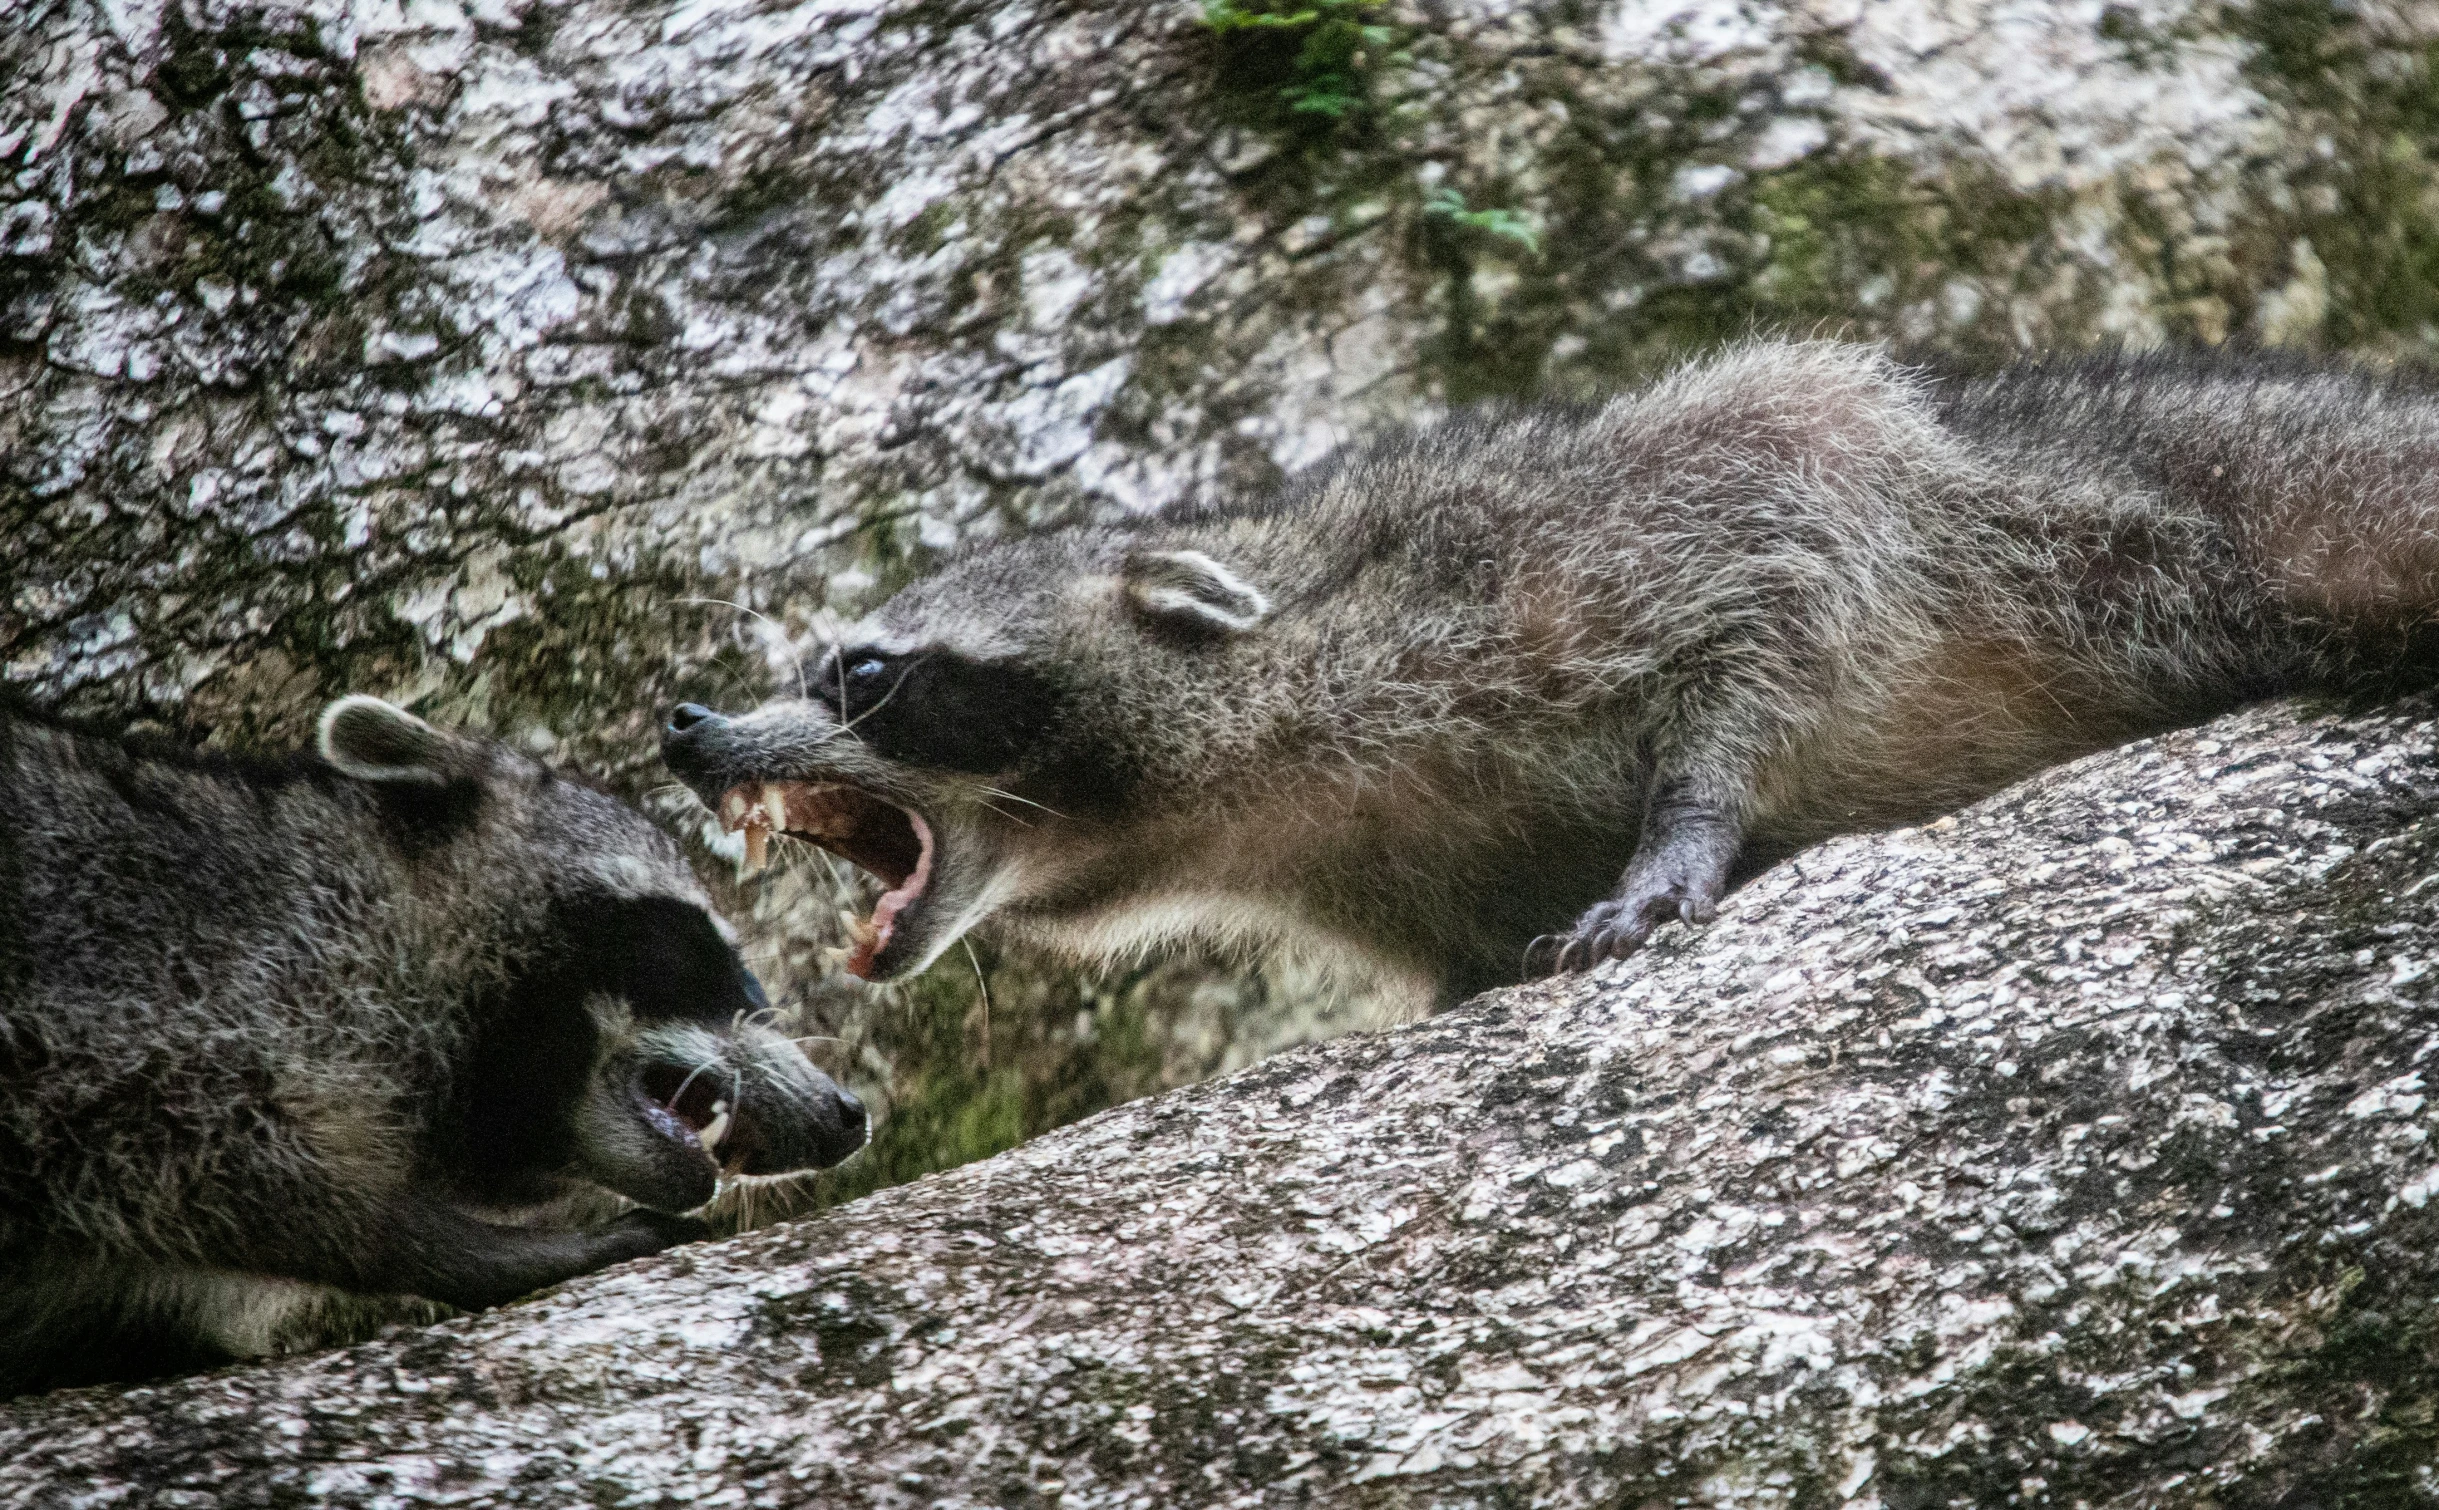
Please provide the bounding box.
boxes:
[722,790,750,828]
[698,1101,732,1153]
[742,826,768,874]
[821,944,850,969]
[763,783,790,834]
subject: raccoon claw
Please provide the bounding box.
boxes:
[1522,933,1568,976]
[1538,872,1724,975]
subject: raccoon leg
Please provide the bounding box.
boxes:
[0,1249,242,1395]
[338,1197,707,1313]
[98,1267,450,1370]
[1538,774,1746,973]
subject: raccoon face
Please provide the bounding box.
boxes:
[318,697,867,1213]
[546,895,869,1214]
[658,539,1276,983]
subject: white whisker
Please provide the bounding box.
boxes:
[963,938,992,1071]
[976,785,1068,821]
[679,596,810,700]
[663,1059,715,1113]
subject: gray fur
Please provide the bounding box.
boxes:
[0,699,865,1395]
[663,341,2439,1014]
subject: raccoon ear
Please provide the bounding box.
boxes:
[317,696,458,785]
[1124,549,1271,635]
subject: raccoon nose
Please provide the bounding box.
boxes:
[820,1083,870,1166]
[660,704,729,786]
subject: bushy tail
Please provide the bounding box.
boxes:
[1947,348,2439,693]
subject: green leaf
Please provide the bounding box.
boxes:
[1423,187,1543,255]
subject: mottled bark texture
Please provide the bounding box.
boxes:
[11,0,2439,1183]
[16,0,2431,737]
[10,698,2439,1504]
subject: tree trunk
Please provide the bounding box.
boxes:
[8,0,2438,1208]
[8,697,2439,1505]
[11,4,2439,1493]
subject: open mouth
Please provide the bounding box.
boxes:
[634,1060,748,1178]
[718,781,934,979]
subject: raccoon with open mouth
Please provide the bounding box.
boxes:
[662,341,2439,1014]
[0,695,867,1394]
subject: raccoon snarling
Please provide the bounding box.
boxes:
[661,341,2439,1014]
[0,696,867,1395]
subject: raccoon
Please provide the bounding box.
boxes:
[0,695,867,1395]
[660,341,2439,1014]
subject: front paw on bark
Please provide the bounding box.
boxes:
[1529,869,1723,974]
[598,1210,711,1264]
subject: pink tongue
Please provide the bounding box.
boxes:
[843,811,934,979]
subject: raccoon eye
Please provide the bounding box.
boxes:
[841,657,893,714]
[833,652,1061,776]
[817,652,895,716]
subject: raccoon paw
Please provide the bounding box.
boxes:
[1532,862,1725,974]
[596,1210,713,1263]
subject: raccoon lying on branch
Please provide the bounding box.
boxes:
[663,341,2439,1013]
[0,696,866,1395]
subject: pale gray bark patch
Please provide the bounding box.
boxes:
[12,0,2439,1403]
[0,0,2408,745]
[5,0,2432,1139]
[7,696,2439,1506]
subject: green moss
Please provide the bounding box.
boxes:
[1415,118,2071,405]
[1792,28,1893,92]
[1200,0,1400,137]
[77,179,158,239]
[1422,187,1540,255]
[154,17,236,111]
[897,198,964,257]
[1748,153,2062,320]
[2094,3,2182,70]
[1187,0,2112,406]
[155,8,331,110]
[2279,1279,2439,1495]
[509,2,561,59]
[839,498,943,601]
[790,943,1245,1215]
[805,962,1029,1210]
[2224,0,2439,352]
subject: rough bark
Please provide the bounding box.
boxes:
[10,696,2439,1506]
[12,0,2427,738]
[16,2,2439,1496]
[11,0,2439,1191]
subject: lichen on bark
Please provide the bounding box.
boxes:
[12,0,2439,1217]
[9,699,2439,1505]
